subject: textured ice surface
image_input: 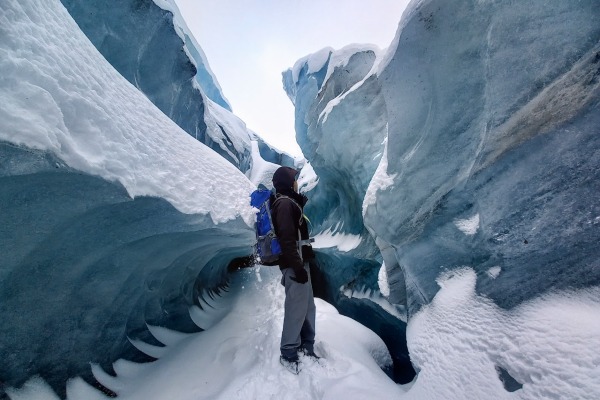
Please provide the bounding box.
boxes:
[283,44,387,250]
[0,0,256,222]
[58,0,291,173]
[151,0,231,110]
[8,268,402,400]
[285,0,600,391]
[285,0,600,318]
[283,44,409,380]
[0,145,254,396]
[0,0,255,395]
[246,140,281,187]
[364,0,600,314]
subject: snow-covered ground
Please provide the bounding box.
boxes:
[8,267,600,400]
[406,269,600,399]
[7,267,404,400]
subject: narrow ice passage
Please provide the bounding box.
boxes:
[9,265,600,400]
[89,267,404,400]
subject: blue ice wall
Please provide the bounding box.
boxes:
[284,1,600,380]
[310,251,414,383]
[283,47,409,378]
[0,143,254,397]
[256,138,296,168]
[58,0,254,171]
[367,0,600,314]
[282,48,386,257]
[286,0,600,320]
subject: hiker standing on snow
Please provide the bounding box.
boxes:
[271,166,318,373]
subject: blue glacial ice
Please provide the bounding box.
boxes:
[0,0,256,395]
[58,0,293,174]
[3,0,600,397]
[0,144,254,397]
[368,0,600,314]
[285,0,600,321]
[283,45,387,241]
[283,44,417,381]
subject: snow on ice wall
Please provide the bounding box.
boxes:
[283,45,387,241]
[59,0,292,174]
[365,0,600,314]
[283,45,415,381]
[285,0,600,384]
[0,0,255,396]
[287,0,600,316]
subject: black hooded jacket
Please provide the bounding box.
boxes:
[271,167,314,271]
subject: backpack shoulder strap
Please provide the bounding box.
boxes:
[273,194,301,210]
[273,194,303,225]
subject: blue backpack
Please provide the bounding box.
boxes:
[250,185,281,265]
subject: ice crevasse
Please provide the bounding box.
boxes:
[283,0,600,397]
[1,0,600,398]
[283,0,600,317]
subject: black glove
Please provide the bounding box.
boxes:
[302,246,315,261]
[290,267,308,284]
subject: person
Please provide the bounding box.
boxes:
[271,166,318,373]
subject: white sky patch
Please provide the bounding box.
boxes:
[312,225,362,252]
[363,136,396,216]
[454,213,480,236]
[173,0,411,156]
[0,0,255,226]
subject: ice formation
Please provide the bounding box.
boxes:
[0,0,256,395]
[2,0,600,398]
[283,0,600,396]
[284,0,600,316]
[365,0,600,315]
[59,0,293,173]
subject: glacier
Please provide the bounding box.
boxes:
[2,0,600,398]
[0,0,258,396]
[283,0,600,397]
[283,44,415,381]
[367,0,600,314]
[285,0,600,314]
[58,0,294,173]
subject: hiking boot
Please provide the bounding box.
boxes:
[299,346,320,360]
[279,355,301,374]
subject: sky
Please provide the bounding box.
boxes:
[173,0,411,157]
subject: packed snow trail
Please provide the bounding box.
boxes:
[99,268,600,400]
[92,267,404,400]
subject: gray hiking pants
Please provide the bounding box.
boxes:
[280,263,316,359]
